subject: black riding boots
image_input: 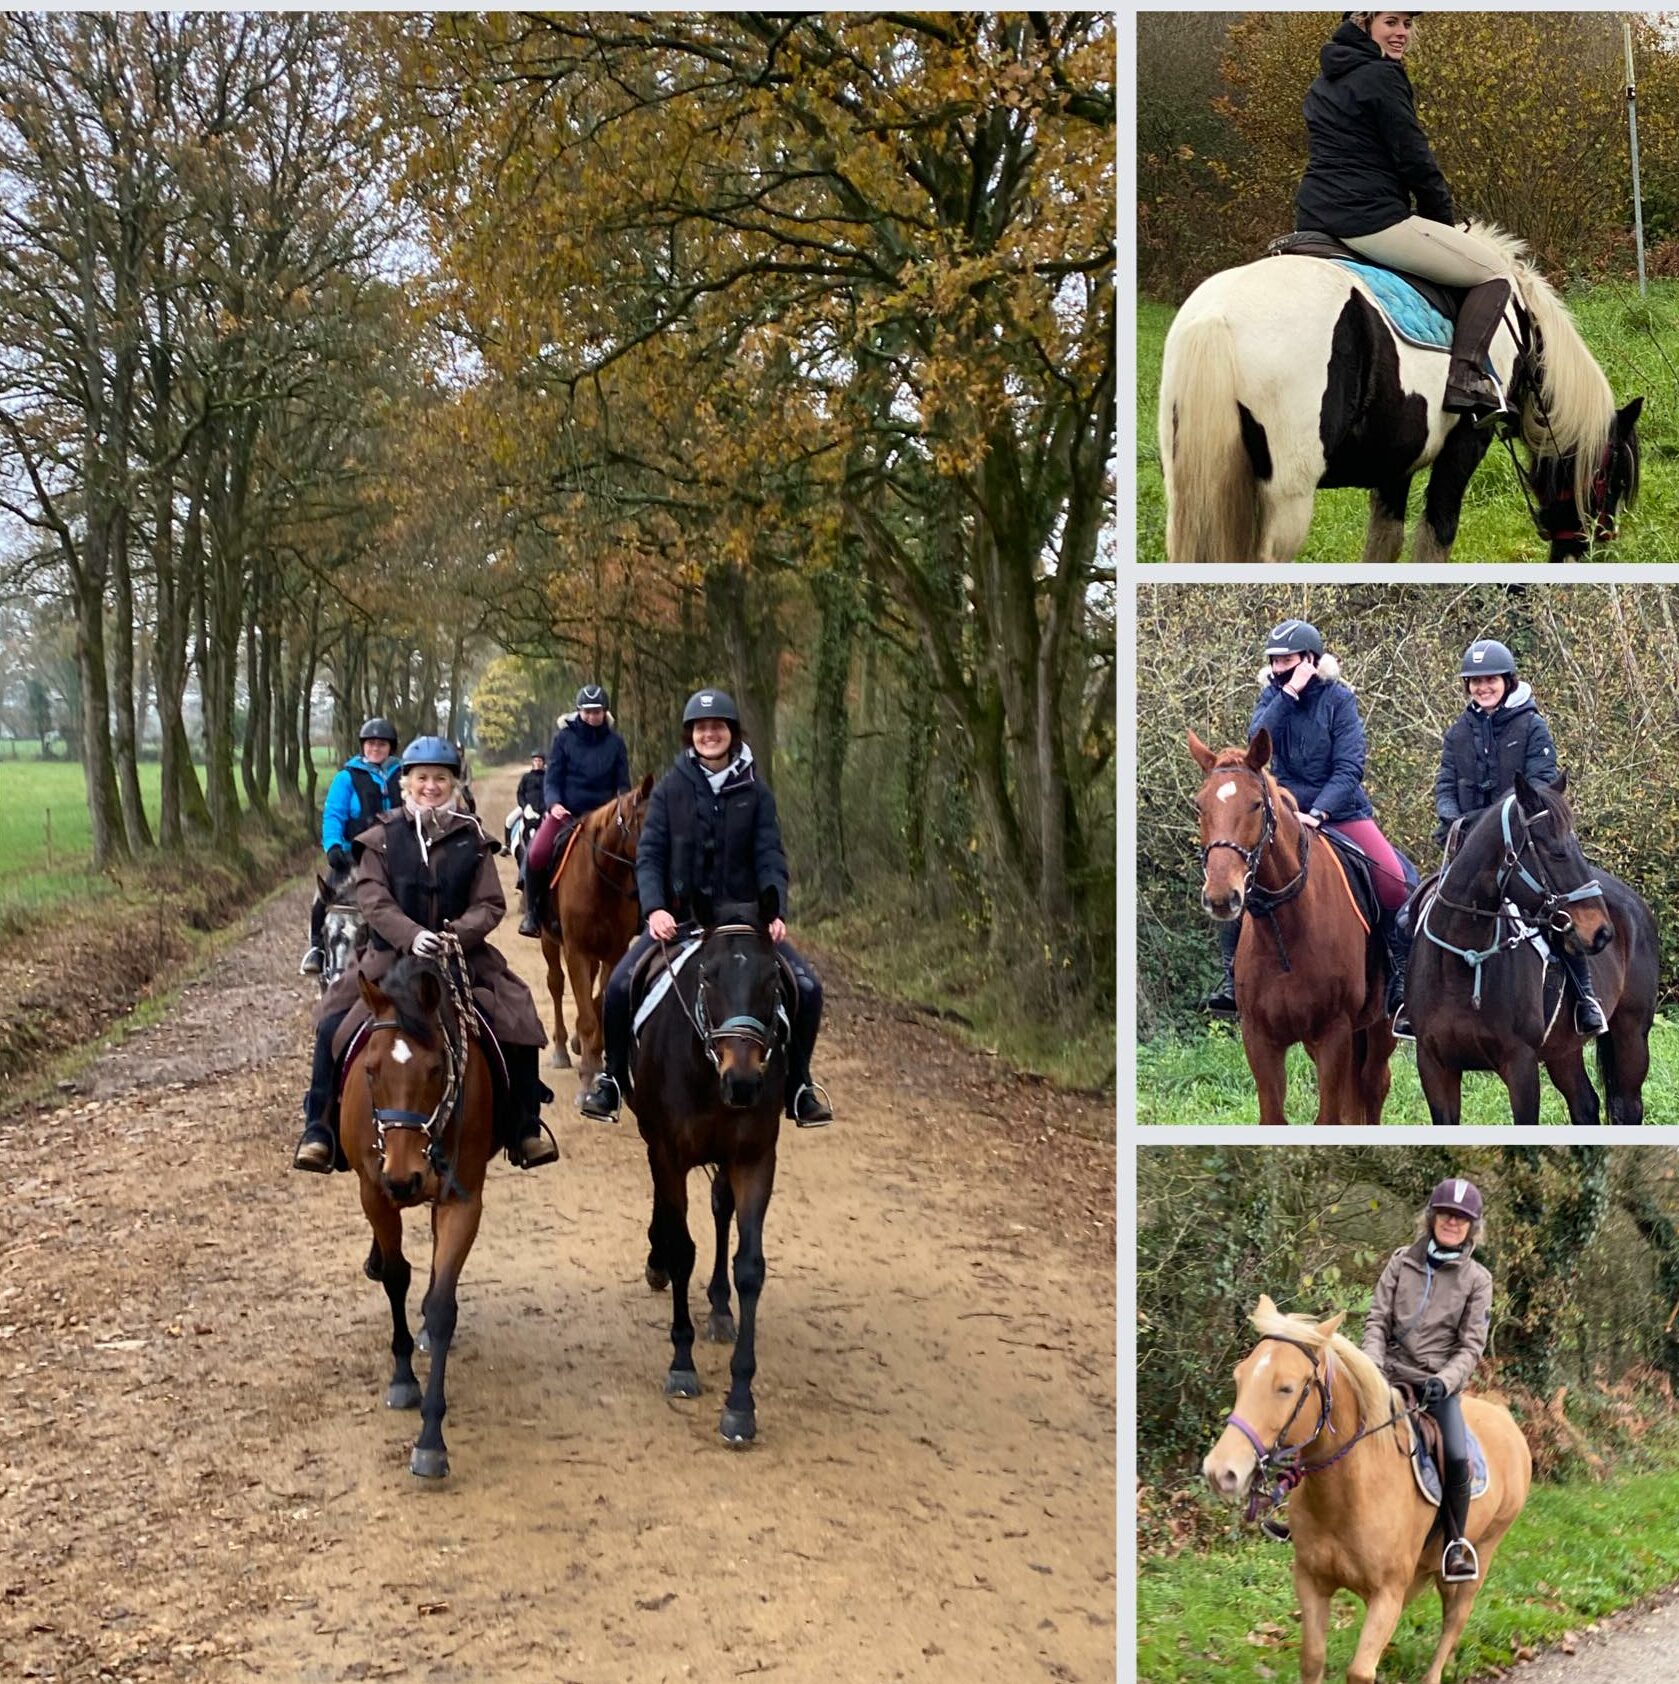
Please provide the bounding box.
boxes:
[1444,279,1513,430]
[1561,951,1608,1035]
[292,1012,346,1173]
[1384,908,1414,1039]
[504,1043,559,1168]
[1201,919,1241,1018]
[1439,1459,1480,1582]
[517,873,544,939]
[300,892,328,976]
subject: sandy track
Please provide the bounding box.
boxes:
[1,764,1116,1684]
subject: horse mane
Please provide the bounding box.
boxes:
[1249,1298,1409,1449]
[380,955,446,1045]
[1467,219,1614,506]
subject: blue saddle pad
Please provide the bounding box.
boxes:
[1411,1424,1489,1506]
[1334,260,1454,352]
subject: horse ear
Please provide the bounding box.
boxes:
[414,968,443,1014]
[1619,395,1644,431]
[1514,772,1544,813]
[1318,1309,1347,1338]
[637,771,654,799]
[1246,729,1272,771]
[317,875,331,897]
[1253,1293,1278,1322]
[1552,767,1569,797]
[357,973,385,1012]
[1187,729,1216,771]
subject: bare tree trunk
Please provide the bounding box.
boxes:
[109,501,155,854]
[707,560,782,784]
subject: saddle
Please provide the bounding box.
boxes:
[629,928,800,1042]
[1267,230,1466,353]
[1395,1382,1490,1508]
[1320,830,1383,934]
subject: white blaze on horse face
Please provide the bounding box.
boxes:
[392,1038,413,1065]
[1216,780,1238,803]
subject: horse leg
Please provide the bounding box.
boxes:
[357,1175,419,1410]
[1240,1024,1290,1125]
[1306,1023,1356,1126]
[720,1154,776,1446]
[1361,479,1410,563]
[705,1171,737,1344]
[1256,489,1315,563]
[1605,1009,1650,1125]
[649,1147,700,1397]
[542,934,572,1071]
[1291,1565,1332,1684]
[1544,1045,1601,1125]
[410,1194,483,1480]
[1420,1580,1483,1684]
[1357,1018,1396,1124]
[565,944,602,1079]
[1346,1585,1407,1684]
[1415,420,1492,563]
[1415,1040,1463,1125]
[1499,1050,1543,1126]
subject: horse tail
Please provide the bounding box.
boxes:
[1160,311,1259,562]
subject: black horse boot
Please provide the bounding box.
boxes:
[1562,950,1608,1035]
[1384,909,1415,1039]
[783,973,832,1127]
[1444,279,1513,429]
[1439,1458,1480,1582]
[504,1043,558,1167]
[579,979,632,1122]
[1200,920,1241,1017]
[517,872,543,939]
[292,1016,344,1172]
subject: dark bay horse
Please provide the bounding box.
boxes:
[1189,729,1395,1124]
[339,949,496,1478]
[1407,774,1657,1124]
[629,892,790,1445]
[540,774,654,1079]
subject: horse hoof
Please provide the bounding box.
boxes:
[719,1408,756,1446]
[646,1263,670,1292]
[409,1446,449,1480]
[571,1035,581,1055]
[704,1312,736,1344]
[416,1328,431,1354]
[549,1048,571,1071]
[664,1370,701,1399]
[385,1380,422,1410]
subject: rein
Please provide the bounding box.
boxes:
[1198,768,1310,972]
[657,922,788,1074]
[1419,794,1602,1009]
[588,797,641,899]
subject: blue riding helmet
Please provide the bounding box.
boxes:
[400,735,462,772]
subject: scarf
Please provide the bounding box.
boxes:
[692,741,756,795]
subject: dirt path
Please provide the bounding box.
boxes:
[1,765,1116,1684]
[1479,1587,1679,1684]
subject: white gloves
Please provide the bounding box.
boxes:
[411,929,444,960]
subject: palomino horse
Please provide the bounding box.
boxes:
[1160,221,1642,561]
[340,947,496,1479]
[1204,1297,1531,1684]
[1189,729,1395,1124]
[540,774,654,1079]
[630,892,790,1445]
[1408,774,1658,1124]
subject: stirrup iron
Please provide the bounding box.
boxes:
[1440,1537,1480,1582]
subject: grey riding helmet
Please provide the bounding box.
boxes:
[682,688,740,726]
[575,683,609,711]
[1461,639,1516,680]
[358,715,399,747]
[1262,619,1324,658]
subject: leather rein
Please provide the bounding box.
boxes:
[1198,766,1311,972]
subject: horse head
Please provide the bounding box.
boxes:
[1508,773,1613,956]
[1528,395,1642,560]
[1187,728,1294,920]
[687,887,787,1110]
[614,771,656,850]
[356,959,460,1206]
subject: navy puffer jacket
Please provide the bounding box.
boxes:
[1248,657,1374,822]
[1434,682,1559,829]
[544,713,631,817]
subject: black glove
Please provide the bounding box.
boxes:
[326,845,350,873]
[1421,1377,1448,1404]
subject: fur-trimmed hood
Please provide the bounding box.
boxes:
[1256,651,1345,690]
[556,709,617,729]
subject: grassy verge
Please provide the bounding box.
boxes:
[1137,1015,1679,1124]
[802,874,1115,1093]
[1137,282,1679,562]
[1138,1466,1679,1683]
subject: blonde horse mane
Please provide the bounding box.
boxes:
[1466,219,1614,506]
[1250,1296,1411,1453]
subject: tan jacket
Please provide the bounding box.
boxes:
[1361,1237,1492,1396]
[318,809,546,1054]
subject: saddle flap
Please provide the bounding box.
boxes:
[1408,1418,1490,1509]
[1322,831,1382,934]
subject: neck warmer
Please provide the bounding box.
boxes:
[692,741,756,795]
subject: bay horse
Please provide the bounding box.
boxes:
[1407,774,1658,1124]
[340,947,496,1479]
[539,774,654,1079]
[630,891,789,1445]
[1204,1297,1531,1684]
[1189,729,1394,1124]
[1160,221,1641,561]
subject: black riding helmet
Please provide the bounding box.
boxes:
[682,688,740,726]
[358,716,399,747]
[1461,639,1516,680]
[1262,619,1324,659]
[576,683,609,711]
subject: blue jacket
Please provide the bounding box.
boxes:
[544,714,631,817]
[636,748,790,923]
[1434,682,1559,829]
[322,755,402,852]
[1248,672,1374,822]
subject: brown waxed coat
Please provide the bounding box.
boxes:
[318,807,546,1057]
[1361,1235,1493,1397]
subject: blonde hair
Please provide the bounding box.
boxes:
[1350,12,1421,32]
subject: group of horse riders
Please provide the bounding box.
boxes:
[291,684,834,1177]
[1202,617,1608,1040]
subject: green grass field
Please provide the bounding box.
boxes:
[1137,1014,1679,1124]
[1138,281,1679,561]
[1139,1465,1679,1683]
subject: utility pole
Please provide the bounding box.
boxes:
[1626,19,1647,296]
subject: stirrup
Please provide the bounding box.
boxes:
[1574,999,1607,1036]
[511,1119,559,1169]
[299,947,324,976]
[1259,1514,1292,1543]
[578,1074,621,1123]
[1390,1006,1415,1042]
[1440,1538,1480,1583]
[790,1081,833,1128]
[292,1124,335,1173]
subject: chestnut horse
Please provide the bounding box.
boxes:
[540,774,654,1079]
[1189,729,1395,1124]
[340,947,496,1479]
[1408,774,1657,1124]
[1204,1297,1531,1684]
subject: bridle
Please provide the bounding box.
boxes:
[660,923,789,1075]
[589,792,643,899]
[1419,793,1603,1009]
[1197,765,1310,972]
[1226,1336,1414,1524]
